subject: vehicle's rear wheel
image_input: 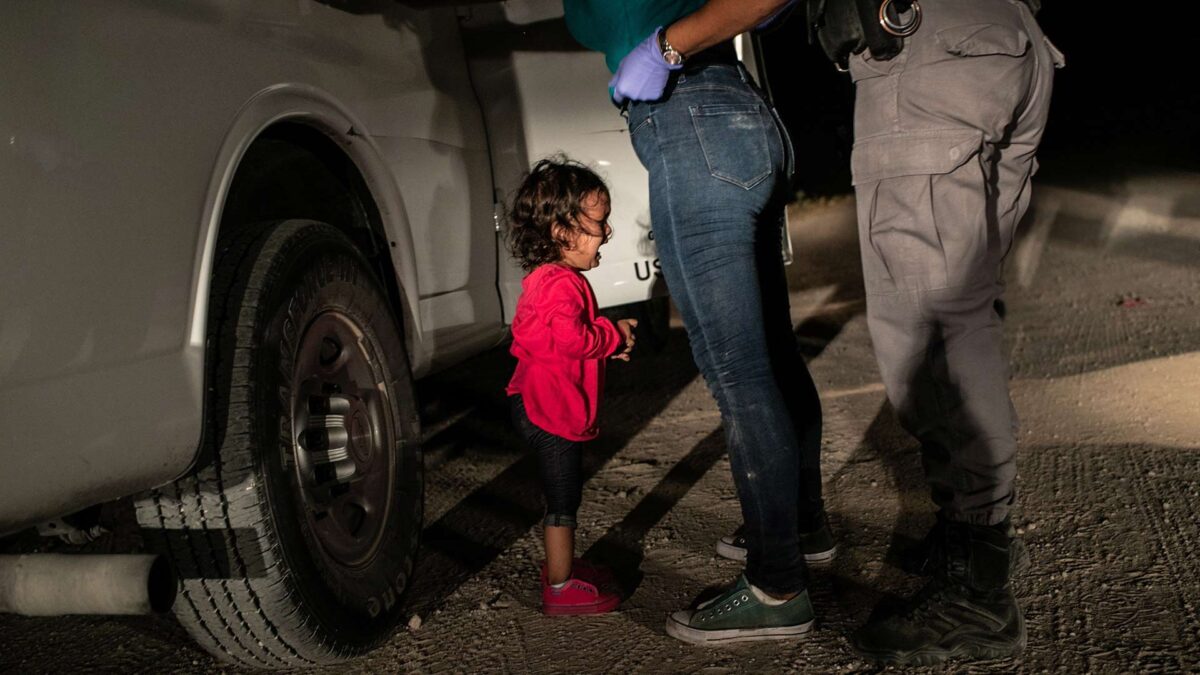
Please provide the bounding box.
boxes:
[136,220,421,668]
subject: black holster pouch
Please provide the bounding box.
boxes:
[806,0,909,69]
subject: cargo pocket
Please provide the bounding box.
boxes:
[936,23,1030,58]
[689,103,772,190]
[852,129,981,186]
[852,129,986,292]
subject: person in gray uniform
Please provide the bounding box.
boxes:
[834,0,1061,664]
[600,0,1061,663]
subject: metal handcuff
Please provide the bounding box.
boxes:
[879,0,921,37]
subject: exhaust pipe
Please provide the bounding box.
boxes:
[0,554,176,616]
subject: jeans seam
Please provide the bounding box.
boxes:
[651,111,717,387]
[767,100,795,180]
[673,84,757,97]
[629,114,654,135]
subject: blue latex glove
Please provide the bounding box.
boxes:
[609,27,682,105]
[756,0,800,32]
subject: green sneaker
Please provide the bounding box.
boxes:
[715,512,837,564]
[665,575,815,645]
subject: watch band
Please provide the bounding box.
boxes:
[659,28,685,66]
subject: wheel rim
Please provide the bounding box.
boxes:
[290,310,395,570]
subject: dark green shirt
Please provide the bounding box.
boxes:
[563,0,706,73]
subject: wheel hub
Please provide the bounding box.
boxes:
[290,311,394,570]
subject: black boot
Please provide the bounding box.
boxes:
[852,521,1026,666]
[899,514,1030,578]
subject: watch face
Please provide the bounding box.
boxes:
[663,49,683,66]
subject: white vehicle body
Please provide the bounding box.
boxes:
[0,2,779,665]
[0,0,663,535]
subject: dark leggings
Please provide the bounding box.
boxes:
[510,395,582,528]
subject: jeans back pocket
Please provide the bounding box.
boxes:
[689,103,772,190]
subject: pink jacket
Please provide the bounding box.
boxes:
[506,264,623,440]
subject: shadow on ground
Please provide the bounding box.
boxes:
[400,325,701,620]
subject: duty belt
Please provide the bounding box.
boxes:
[809,0,1041,69]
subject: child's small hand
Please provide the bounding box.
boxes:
[612,318,638,361]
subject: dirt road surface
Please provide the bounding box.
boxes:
[3,172,1199,673]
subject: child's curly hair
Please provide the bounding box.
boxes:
[508,157,610,271]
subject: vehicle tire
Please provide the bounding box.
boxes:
[135,219,421,668]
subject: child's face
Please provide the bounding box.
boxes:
[560,191,611,271]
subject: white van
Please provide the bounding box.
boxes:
[0,1,765,667]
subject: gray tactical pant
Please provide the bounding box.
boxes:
[849,0,1061,525]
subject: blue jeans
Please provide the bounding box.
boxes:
[626,63,823,595]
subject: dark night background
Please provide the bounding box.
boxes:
[757,5,1199,195]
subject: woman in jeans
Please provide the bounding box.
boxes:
[563,0,831,644]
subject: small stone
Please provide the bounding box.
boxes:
[407,615,423,630]
[617,490,628,499]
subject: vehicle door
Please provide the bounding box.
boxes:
[457,0,661,320]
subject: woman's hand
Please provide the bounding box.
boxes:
[609,29,680,104]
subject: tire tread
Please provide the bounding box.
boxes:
[137,221,416,667]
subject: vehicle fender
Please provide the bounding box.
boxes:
[188,83,425,370]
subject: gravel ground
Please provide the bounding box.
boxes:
[3,171,1199,673]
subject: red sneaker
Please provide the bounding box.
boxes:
[540,558,616,587]
[542,576,621,616]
